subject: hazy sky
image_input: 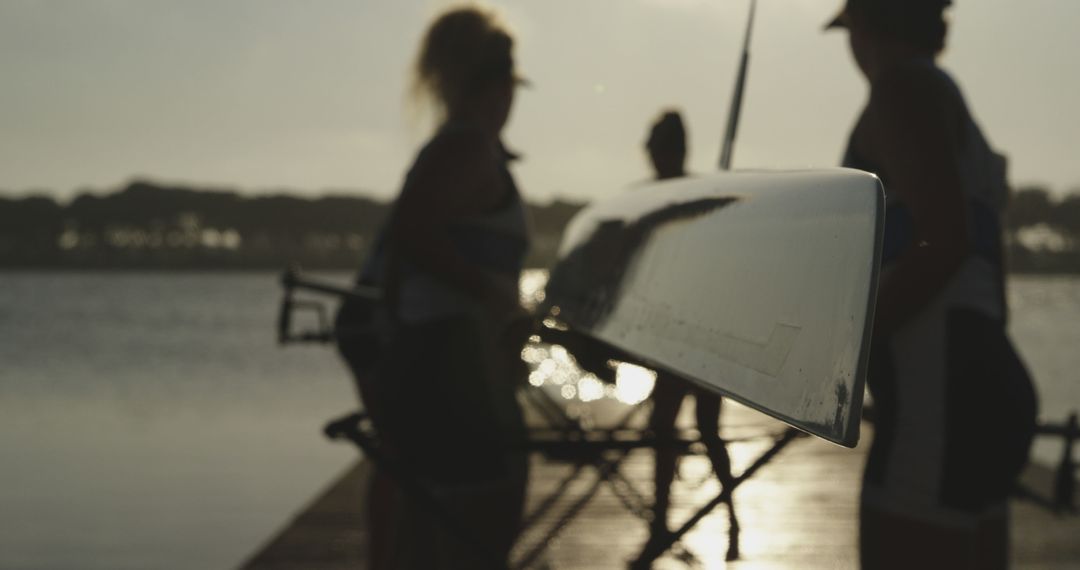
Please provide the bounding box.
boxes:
[2,0,1078,202]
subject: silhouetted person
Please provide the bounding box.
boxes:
[828,1,1038,568]
[337,7,531,569]
[634,110,740,563]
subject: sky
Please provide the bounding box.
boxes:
[2,0,1078,203]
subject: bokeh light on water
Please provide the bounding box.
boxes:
[518,270,548,310]
[519,270,657,405]
[613,362,657,405]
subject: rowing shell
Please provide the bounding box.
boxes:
[540,169,884,447]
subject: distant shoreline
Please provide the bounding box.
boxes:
[5,180,1079,273]
[2,266,1078,276]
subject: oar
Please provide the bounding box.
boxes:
[718,0,757,171]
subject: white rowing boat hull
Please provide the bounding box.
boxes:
[541,169,884,447]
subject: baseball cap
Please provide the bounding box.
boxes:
[825,0,952,30]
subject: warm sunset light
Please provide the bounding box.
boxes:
[3,2,1078,569]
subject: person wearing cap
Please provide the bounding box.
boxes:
[828,1,1037,568]
[352,5,531,568]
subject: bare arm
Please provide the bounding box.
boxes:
[868,67,970,337]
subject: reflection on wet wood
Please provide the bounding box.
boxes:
[241,402,1080,569]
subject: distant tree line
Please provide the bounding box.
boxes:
[0,180,1078,272]
[0,180,585,270]
[1005,186,1080,273]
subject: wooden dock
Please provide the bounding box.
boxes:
[240,402,1080,569]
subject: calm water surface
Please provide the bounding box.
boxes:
[0,272,357,570]
[0,271,1077,569]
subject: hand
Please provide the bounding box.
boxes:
[536,327,617,384]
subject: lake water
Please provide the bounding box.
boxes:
[0,272,1077,569]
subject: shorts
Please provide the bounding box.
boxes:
[864,307,1037,528]
[374,315,523,484]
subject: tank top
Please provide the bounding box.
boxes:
[842,60,1010,321]
[368,123,530,324]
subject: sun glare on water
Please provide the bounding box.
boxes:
[521,339,657,405]
[518,270,659,405]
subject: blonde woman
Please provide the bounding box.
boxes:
[364,6,530,568]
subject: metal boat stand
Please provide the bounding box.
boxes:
[1015,413,1080,514]
[510,385,705,568]
[321,406,801,569]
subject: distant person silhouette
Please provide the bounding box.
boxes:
[338,6,531,569]
[827,1,1038,568]
[633,110,741,563]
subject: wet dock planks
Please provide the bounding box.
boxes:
[240,402,1080,569]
